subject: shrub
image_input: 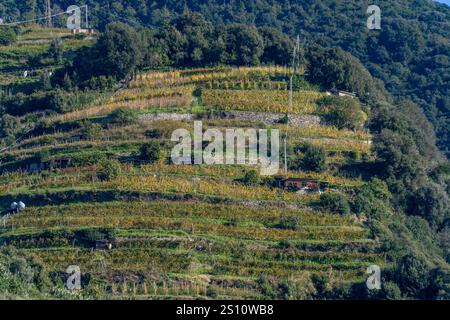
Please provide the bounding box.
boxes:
[319,193,350,215]
[318,96,367,130]
[279,214,300,230]
[257,275,278,299]
[206,286,219,298]
[139,141,161,163]
[241,170,260,185]
[278,274,317,300]
[394,254,432,299]
[80,121,103,140]
[9,256,34,283]
[35,149,51,163]
[278,114,289,124]
[292,143,326,172]
[97,159,122,181]
[348,150,361,161]
[352,178,392,218]
[0,27,17,45]
[0,114,20,141]
[407,182,450,229]
[71,152,107,167]
[381,282,403,300]
[109,107,138,125]
[145,129,162,139]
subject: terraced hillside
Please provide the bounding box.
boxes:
[0,26,93,87]
[0,61,384,299]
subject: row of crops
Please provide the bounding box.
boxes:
[202,89,323,114]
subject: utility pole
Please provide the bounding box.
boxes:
[85,5,89,29]
[46,0,52,27]
[284,35,301,175]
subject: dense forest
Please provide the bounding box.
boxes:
[0,0,449,299]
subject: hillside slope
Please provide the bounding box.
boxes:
[7,0,450,156]
[0,15,448,299]
[0,63,388,299]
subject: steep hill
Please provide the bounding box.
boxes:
[2,0,449,156]
[0,9,448,300]
[0,63,387,299]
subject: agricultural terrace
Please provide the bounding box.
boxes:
[0,26,94,86]
[0,64,381,299]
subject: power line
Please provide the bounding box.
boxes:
[3,5,88,27]
[3,11,67,26]
[0,126,36,154]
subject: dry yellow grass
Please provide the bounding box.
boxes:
[51,95,192,123]
[202,89,323,114]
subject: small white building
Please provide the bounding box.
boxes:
[337,90,356,98]
[71,28,95,35]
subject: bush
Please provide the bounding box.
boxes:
[9,256,34,283]
[109,108,137,126]
[278,114,289,124]
[256,275,276,299]
[381,281,403,300]
[407,182,449,229]
[292,143,326,172]
[71,152,107,167]
[394,254,432,299]
[319,193,350,215]
[277,274,317,300]
[206,286,219,298]
[241,170,260,185]
[348,150,361,161]
[145,129,163,139]
[352,178,392,218]
[318,96,367,130]
[35,149,51,163]
[139,141,161,163]
[0,27,17,45]
[279,214,300,230]
[97,159,122,181]
[80,121,103,140]
[0,114,20,141]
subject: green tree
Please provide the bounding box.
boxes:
[80,121,103,140]
[306,45,375,99]
[0,114,20,142]
[173,10,214,66]
[352,178,392,218]
[259,27,294,65]
[223,24,264,66]
[48,38,64,64]
[97,159,122,181]
[394,254,432,299]
[91,22,143,80]
[241,170,260,185]
[318,96,367,130]
[292,143,327,173]
[139,141,161,163]
[109,107,138,126]
[0,27,17,45]
[408,182,450,229]
[319,193,351,215]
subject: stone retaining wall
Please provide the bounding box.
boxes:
[139,111,321,127]
[220,111,321,127]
